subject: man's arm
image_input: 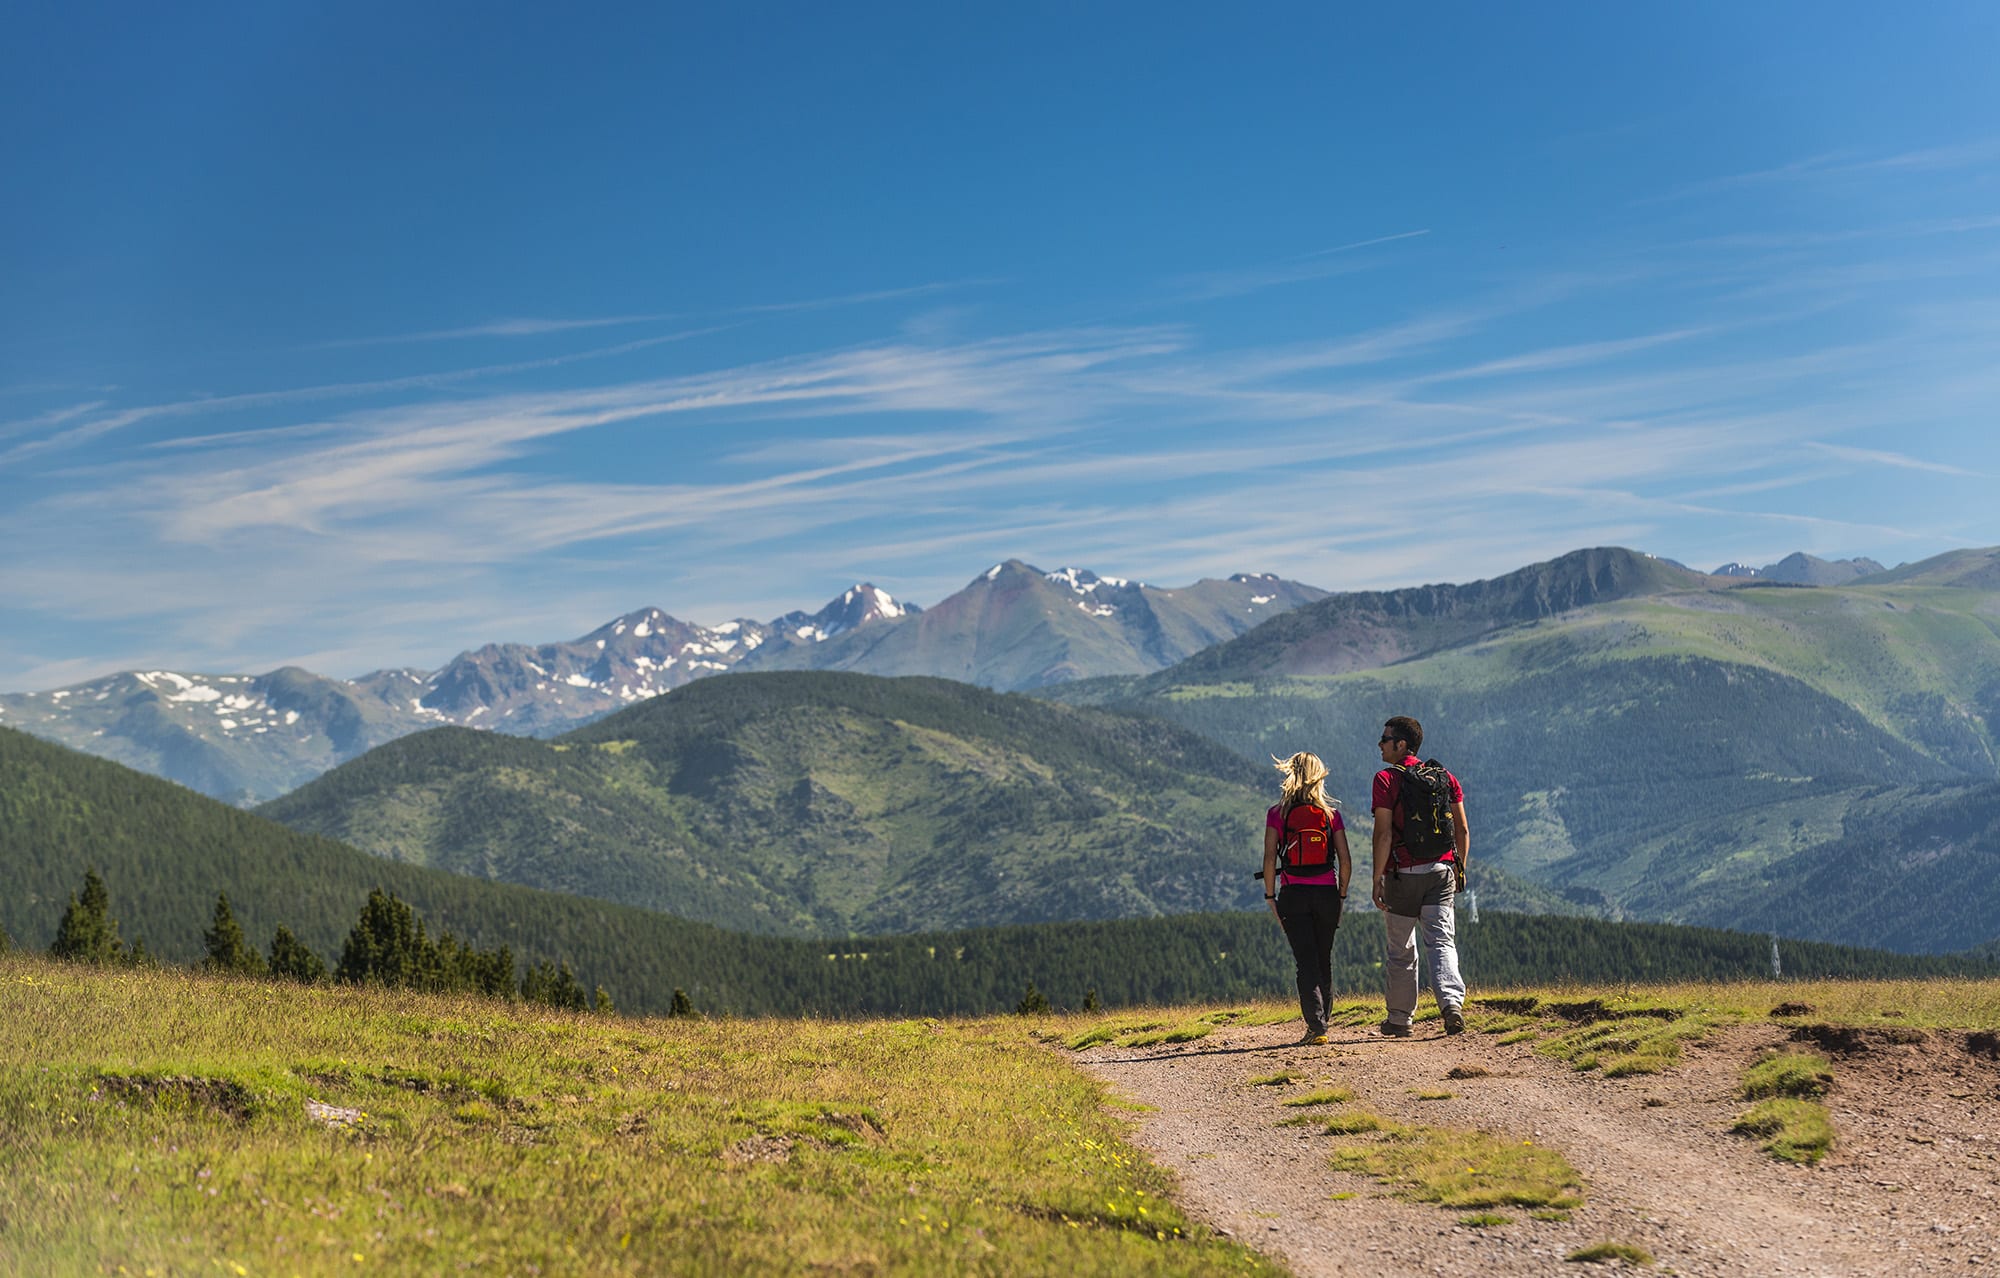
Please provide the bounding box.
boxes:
[1371,806,1393,908]
[1451,799,1470,889]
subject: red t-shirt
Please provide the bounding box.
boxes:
[1372,755,1464,868]
[1267,803,1344,887]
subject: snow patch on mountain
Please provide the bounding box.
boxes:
[1046,567,1132,594]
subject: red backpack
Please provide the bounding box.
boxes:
[1277,803,1336,875]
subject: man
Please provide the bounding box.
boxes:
[1370,716,1469,1037]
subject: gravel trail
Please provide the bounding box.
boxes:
[1072,1014,2000,1275]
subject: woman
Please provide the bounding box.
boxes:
[1264,751,1353,1044]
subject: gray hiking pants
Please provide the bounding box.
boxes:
[1381,865,1465,1026]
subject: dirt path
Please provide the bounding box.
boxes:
[1073,1015,2000,1275]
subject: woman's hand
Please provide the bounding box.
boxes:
[1267,893,1281,925]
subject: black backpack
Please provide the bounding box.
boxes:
[1391,760,1456,863]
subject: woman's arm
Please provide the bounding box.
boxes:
[1333,826,1352,898]
[1263,825,1281,922]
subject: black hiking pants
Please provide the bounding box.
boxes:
[1277,883,1344,1035]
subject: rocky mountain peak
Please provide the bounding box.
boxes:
[772,583,920,643]
[1043,566,1137,595]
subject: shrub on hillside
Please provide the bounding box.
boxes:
[267,926,327,984]
[522,960,588,1010]
[336,888,515,996]
[50,869,126,965]
[202,893,266,976]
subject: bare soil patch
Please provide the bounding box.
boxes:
[1072,1014,2000,1275]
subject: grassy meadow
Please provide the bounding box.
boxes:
[0,953,1272,1277]
[12,948,2000,1276]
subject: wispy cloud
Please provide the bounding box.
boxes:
[1299,230,1432,259]
[0,325,735,467]
[304,280,999,349]
[312,313,680,348]
[1647,138,2000,204]
[1166,230,1431,302]
[728,279,1005,315]
[6,224,1998,687]
[1805,441,1985,478]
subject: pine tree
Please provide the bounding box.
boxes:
[202,893,265,975]
[337,889,423,986]
[1015,982,1049,1015]
[1082,987,1100,1013]
[521,960,588,1010]
[669,987,695,1017]
[49,868,123,964]
[594,985,614,1014]
[267,926,327,984]
[0,923,11,954]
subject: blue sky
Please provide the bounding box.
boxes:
[4,3,1999,689]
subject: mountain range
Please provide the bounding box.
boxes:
[7,539,2000,956]
[0,565,1322,803]
[1049,545,2000,952]
[1708,552,1887,585]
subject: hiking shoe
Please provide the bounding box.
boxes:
[1442,1008,1466,1036]
[1379,1020,1411,1038]
[1307,1031,1328,1045]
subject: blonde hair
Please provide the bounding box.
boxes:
[1272,751,1334,813]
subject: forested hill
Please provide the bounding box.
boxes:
[258,671,1568,935]
[2,723,1986,1017]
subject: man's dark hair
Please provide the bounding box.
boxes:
[1384,716,1423,754]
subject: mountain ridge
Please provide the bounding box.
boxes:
[3,564,1320,802]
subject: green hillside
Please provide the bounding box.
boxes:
[1072,548,2000,953]
[8,722,1978,1020]
[259,672,1287,935]
[1154,546,1707,682]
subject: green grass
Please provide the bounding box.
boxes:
[1201,1006,1299,1028]
[1732,1099,1836,1165]
[1739,1051,1834,1100]
[1321,1111,1396,1136]
[1409,1089,1454,1101]
[1497,1029,1540,1045]
[1531,1209,1573,1222]
[1064,1020,1168,1050]
[1280,1088,1354,1108]
[1330,1128,1583,1210]
[1535,1002,1718,1077]
[1459,1212,1512,1228]
[0,955,1274,1276]
[1246,1071,1298,1087]
[1567,1241,1653,1265]
[1121,1024,1213,1047]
